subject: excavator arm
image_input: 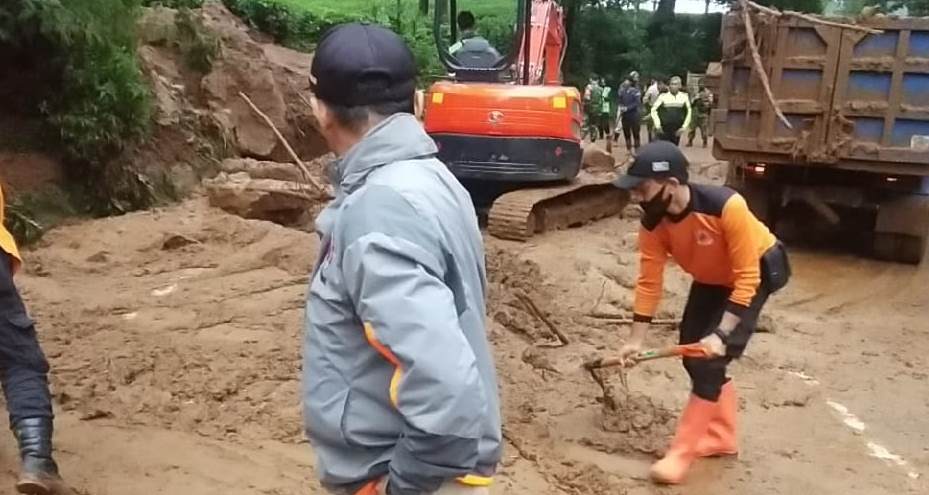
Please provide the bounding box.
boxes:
[517,0,567,86]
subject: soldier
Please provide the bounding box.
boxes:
[688,84,713,148]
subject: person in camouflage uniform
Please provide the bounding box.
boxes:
[688,84,713,148]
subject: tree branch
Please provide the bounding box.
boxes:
[238,92,327,194]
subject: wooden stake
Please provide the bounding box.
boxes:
[238,91,327,194]
[516,292,570,346]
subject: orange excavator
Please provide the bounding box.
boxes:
[423,0,624,241]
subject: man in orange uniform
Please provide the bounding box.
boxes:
[613,141,791,484]
[0,185,72,494]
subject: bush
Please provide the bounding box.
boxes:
[143,0,204,8]
[0,0,155,216]
[0,0,151,164]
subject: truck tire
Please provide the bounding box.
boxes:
[874,195,929,265]
[872,233,927,265]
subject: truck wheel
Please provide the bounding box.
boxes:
[872,232,927,265]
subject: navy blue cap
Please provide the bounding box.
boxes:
[310,23,417,107]
[613,141,689,189]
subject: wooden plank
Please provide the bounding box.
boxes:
[881,30,910,147]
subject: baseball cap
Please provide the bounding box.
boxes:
[310,23,416,107]
[613,141,689,189]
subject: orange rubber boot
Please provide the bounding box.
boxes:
[650,394,716,484]
[696,381,738,457]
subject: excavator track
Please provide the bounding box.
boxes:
[487,172,627,241]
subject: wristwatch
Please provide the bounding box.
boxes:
[712,327,730,345]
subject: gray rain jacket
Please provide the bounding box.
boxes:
[303,114,502,495]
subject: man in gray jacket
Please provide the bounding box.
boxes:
[303,23,502,495]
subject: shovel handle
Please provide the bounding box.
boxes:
[583,343,711,370]
[634,343,711,362]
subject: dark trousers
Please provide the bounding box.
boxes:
[658,127,682,146]
[679,282,769,402]
[621,112,641,150]
[0,253,53,425]
[598,114,612,141]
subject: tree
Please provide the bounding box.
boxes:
[834,0,929,15]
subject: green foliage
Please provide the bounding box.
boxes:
[143,0,204,8]
[833,0,929,15]
[0,0,156,215]
[223,0,514,84]
[0,0,151,164]
[5,187,79,246]
[223,0,362,51]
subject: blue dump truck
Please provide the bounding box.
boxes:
[713,10,929,263]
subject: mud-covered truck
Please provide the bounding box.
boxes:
[713,10,929,263]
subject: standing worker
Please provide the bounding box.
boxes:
[688,84,713,148]
[583,76,604,141]
[302,23,501,495]
[617,75,643,154]
[599,78,614,148]
[612,141,791,485]
[650,76,691,145]
[0,185,72,495]
[642,79,660,143]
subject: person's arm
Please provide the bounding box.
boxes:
[681,94,693,131]
[627,227,669,346]
[340,186,487,495]
[717,194,764,334]
[650,94,664,131]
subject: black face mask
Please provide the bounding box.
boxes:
[640,186,671,230]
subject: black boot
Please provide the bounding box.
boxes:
[13,418,68,495]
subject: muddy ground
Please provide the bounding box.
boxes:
[1,145,927,494]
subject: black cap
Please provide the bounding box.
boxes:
[613,141,689,189]
[310,23,416,107]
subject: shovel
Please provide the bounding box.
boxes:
[583,343,712,389]
[584,343,712,370]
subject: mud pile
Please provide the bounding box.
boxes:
[26,201,315,443]
[486,246,568,346]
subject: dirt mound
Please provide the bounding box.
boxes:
[595,384,674,455]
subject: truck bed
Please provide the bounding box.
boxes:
[712,12,929,176]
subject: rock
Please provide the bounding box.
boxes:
[220,158,305,182]
[203,172,325,227]
[86,251,111,263]
[756,313,778,333]
[162,233,200,251]
[582,146,616,172]
[137,6,178,45]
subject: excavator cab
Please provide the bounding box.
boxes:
[424,0,584,183]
